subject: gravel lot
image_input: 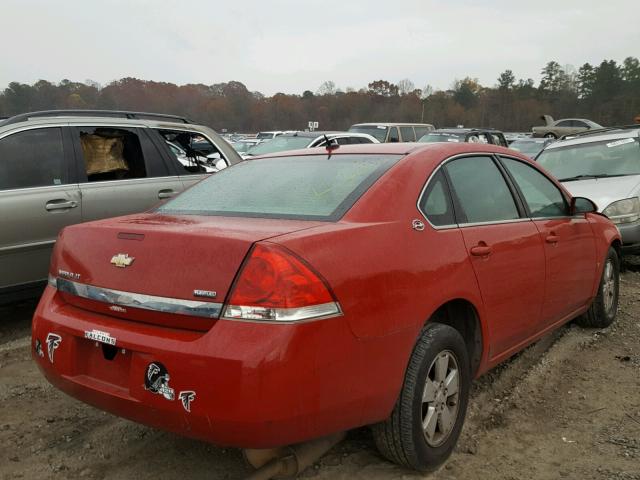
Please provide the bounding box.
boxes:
[1,269,639,480]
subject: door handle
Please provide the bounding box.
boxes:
[45,200,78,211]
[158,189,177,199]
[470,244,492,257]
[546,233,559,244]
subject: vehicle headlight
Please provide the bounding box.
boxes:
[602,197,640,224]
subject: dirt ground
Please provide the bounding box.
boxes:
[1,270,639,480]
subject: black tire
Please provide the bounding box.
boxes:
[577,247,620,328]
[372,323,471,471]
[544,132,557,139]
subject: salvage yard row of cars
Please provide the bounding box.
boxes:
[1,109,636,474]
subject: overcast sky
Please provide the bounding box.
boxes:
[1,0,638,96]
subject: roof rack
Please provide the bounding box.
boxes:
[0,110,193,126]
[560,124,640,140]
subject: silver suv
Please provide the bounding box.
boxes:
[536,125,640,252]
[0,110,241,303]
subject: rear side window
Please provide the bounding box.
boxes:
[445,156,520,224]
[400,127,415,142]
[501,157,567,217]
[419,170,455,226]
[388,127,400,143]
[0,128,66,190]
[75,127,148,182]
[158,154,401,220]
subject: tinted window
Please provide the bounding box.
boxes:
[501,157,567,217]
[400,127,415,142]
[419,170,455,226]
[76,127,148,182]
[0,128,66,190]
[446,156,520,223]
[158,154,401,220]
[573,120,588,128]
[348,125,388,142]
[556,120,572,127]
[414,127,430,139]
[388,127,400,143]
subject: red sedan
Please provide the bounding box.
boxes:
[32,143,620,471]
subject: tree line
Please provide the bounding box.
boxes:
[1,58,638,133]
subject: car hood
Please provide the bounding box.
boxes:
[561,175,640,212]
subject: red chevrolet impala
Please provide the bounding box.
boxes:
[32,142,620,471]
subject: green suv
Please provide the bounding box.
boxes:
[0,110,241,303]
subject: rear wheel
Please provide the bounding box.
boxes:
[577,247,619,328]
[544,132,557,139]
[372,323,470,471]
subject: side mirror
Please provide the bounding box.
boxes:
[214,159,228,171]
[571,196,598,215]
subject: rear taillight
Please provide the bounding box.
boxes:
[222,243,341,322]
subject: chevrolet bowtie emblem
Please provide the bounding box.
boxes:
[110,253,135,268]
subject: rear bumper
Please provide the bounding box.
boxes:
[32,287,406,448]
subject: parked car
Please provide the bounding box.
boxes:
[256,131,284,140]
[33,141,620,474]
[0,109,241,304]
[508,137,554,158]
[348,123,435,143]
[230,138,262,155]
[532,115,602,139]
[165,141,227,173]
[504,132,531,144]
[243,131,378,157]
[418,128,508,147]
[536,126,640,252]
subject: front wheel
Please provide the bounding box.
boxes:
[577,247,620,328]
[372,323,470,471]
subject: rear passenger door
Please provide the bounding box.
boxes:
[444,155,546,358]
[70,125,183,222]
[499,156,596,325]
[0,126,81,291]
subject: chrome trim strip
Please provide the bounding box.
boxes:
[55,278,222,319]
[0,239,56,253]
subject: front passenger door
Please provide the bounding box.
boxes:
[500,156,596,326]
[445,156,546,359]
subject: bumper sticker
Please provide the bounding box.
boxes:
[35,339,44,358]
[144,362,175,401]
[84,329,116,346]
[46,333,61,364]
[179,391,196,413]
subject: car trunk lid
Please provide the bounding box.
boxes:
[52,213,325,331]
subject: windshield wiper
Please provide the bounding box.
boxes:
[558,174,629,182]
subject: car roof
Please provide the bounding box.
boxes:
[279,131,372,139]
[351,123,434,127]
[249,141,515,159]
[430,128,504,134]
[545,127,640,149]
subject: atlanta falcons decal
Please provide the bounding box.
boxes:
[35,338,44,358]
[46,333,61,364]
[178,391,196,413]
[144,362,175,401]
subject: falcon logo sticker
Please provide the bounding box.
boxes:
[179,391,196,413]
[46,333,61,364]
[35,338,44,358]
[144,362,175,401]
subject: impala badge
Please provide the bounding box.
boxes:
[111,253,135,268]
[193,290,217,299]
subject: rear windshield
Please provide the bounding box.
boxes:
[349,126,388,142]
[419,133,464,143]
[245,136,312,156]
[537,137,640,180]
[158,154,402,220]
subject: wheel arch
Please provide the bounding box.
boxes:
[426,298,485,377]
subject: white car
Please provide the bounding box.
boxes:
[536,126,640,252]
[166,141,227,173]
[243,131,380,158]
